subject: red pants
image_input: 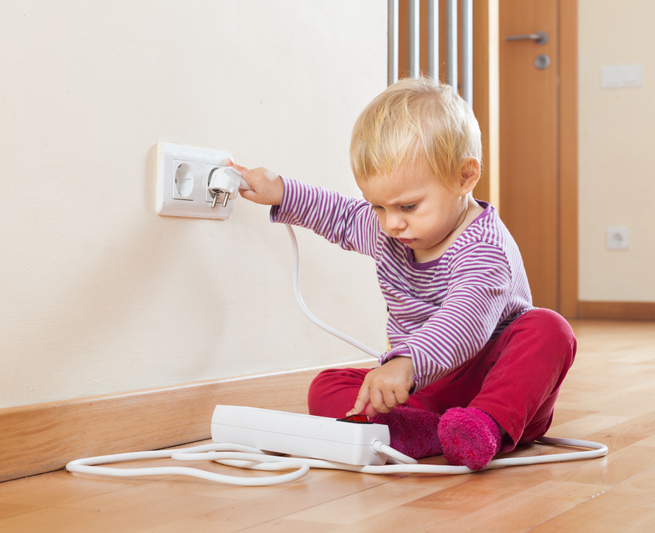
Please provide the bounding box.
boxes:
[308,308,576,452]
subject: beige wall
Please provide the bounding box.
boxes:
[578,0,655,301]
[0,1,388,408]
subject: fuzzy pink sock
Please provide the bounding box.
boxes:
[438,407,502,471]
[370,406,442,460]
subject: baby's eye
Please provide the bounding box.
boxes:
[371,205,384,211]
[401,204,417,212]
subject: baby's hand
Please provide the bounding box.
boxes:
[227,161,284,206]
[346,357,415,417]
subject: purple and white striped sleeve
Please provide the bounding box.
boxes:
[382,242,512,391]
[270,177,380,258]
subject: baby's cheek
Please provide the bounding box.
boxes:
[376,215,389,234]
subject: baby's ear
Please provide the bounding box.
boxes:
[459,158,481,194]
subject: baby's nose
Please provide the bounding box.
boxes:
[386,213,407,231]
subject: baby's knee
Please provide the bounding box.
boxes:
[308,369,337,398]
[523,308,577,365]
[525,307,572,331]
[307,370,334,415]
[307,367,370,417]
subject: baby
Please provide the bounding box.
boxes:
[231,77,576,470]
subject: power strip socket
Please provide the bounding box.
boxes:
[211,405,391,466]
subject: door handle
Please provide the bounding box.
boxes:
[505,31,548,45]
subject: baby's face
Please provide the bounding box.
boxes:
[358,163,467,260]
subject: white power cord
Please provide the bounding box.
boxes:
[65,224,609,485]
[285,225,381,358]
[67,443,309,487]
[299,437,608,475]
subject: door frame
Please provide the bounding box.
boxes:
[496,0,578,317]
[558,0,578,318]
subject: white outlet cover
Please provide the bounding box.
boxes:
[606,227,629,250]
[156,142,235,220]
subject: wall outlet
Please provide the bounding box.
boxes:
[606,227,629,250]
[156,142,235,220]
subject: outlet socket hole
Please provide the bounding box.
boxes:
[174,163,194,198]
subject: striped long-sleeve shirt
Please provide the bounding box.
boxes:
[271,177,533,391]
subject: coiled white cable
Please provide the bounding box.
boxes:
[66,436,608,485]
[66,443,310,487]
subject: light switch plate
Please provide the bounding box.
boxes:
[602,65,642,89]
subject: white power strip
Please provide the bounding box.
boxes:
[211,405,391,466]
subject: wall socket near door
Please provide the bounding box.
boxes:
[156,142,235,220]
[606,227,630,250]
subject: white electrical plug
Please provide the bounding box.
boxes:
[208,167,243,208]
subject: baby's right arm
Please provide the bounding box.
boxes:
[231,164,379,258]
[228,162,284,206]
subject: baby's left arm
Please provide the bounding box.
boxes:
[346,356,415,416]
[382,241,515,392]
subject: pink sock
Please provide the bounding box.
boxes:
[370,406,442,460]
[438,407,502,471]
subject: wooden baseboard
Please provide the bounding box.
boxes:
[578,301,655,321]
[0,360,375,483]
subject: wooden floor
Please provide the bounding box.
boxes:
[2,320,655,532]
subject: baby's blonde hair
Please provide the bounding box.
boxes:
[350,77,482,190]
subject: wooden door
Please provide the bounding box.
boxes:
[498,0,577,314]
[499,0,559,310]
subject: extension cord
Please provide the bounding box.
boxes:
[66,405,608,486]
[211,405,391,466]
